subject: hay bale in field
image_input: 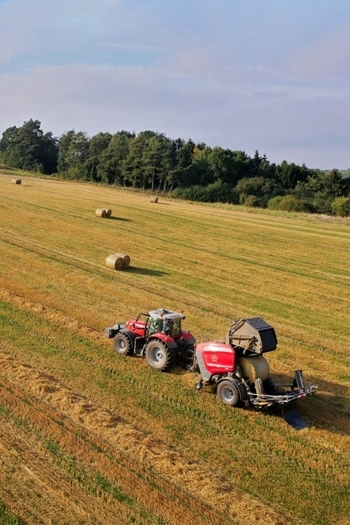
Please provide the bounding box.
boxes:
[103,208,112,217]
[105,254,124,270]
[12,179,22,184]
[150,196,158,203]
[114,252,130,268]
[95,208,107,218]
[237,355,270,385]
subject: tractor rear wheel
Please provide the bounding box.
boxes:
[217,380,241,407]
[114,333,132,355]
[145,340,174,371]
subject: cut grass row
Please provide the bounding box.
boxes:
[0,370,225,525]
[1,346,292,525]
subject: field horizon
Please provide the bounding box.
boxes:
[0,172,349,525]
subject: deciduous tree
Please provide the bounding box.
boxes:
[0,119,58,174]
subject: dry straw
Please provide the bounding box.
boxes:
[105,254,125,270]
[12,179,22,184]
[237,355,270,384]
[114,252,131,268]
[121,253,131,267]
[103,208,112,217]
[95,208,107,218]
[150,196,158,203]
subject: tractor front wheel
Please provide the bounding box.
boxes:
[113,333,132,355]
[217,380,241,407]
[145,340,174,371]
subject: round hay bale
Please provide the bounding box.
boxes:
[114,253,130,268]
[150,196,158,203]
[12,179,22,184]
[95,208,107,218]
[105,254,124,270]
[237,355,270,385]
[103,208,112,218]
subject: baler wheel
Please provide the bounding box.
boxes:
[145,341,174,371]
[217,380,241,407]
[114,333,132,355]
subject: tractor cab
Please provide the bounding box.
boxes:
[146,309,184,338]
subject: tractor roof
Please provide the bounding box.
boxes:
[148,308,185,320]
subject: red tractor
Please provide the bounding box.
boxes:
[105,308,195,371]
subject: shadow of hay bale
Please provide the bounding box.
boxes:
[126,266,168,276]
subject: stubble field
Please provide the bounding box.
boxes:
[0,173,349,525]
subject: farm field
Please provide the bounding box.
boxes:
[0,172,349,525]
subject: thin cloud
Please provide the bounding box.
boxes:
[0,62,349,169]
[287,19,350,80]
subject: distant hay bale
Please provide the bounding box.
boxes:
[237,355,270,385]
[105,254,124,270]
[103,208,112,217]
[150,196,158,203]
[114,252,130,268]
[12,179,22,184]
[95,208,107,218]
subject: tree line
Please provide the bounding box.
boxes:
[1,118,350,216]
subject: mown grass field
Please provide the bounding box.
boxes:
[0,172,349,525]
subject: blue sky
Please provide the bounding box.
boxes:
[0,0,349,169]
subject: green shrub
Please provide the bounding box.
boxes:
[240,194,261,207]
[172,182,236,204]
[203,181,236,203]
[267,196,284,210]
[172,185,208,201]
[311,193,333,214]
[331,197,350,217]
[267,195,314,212]
[235,176,283,207]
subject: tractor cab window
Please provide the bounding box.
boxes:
[169,318,181,337]
[147,317,159,335]
[147,316,182,337]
